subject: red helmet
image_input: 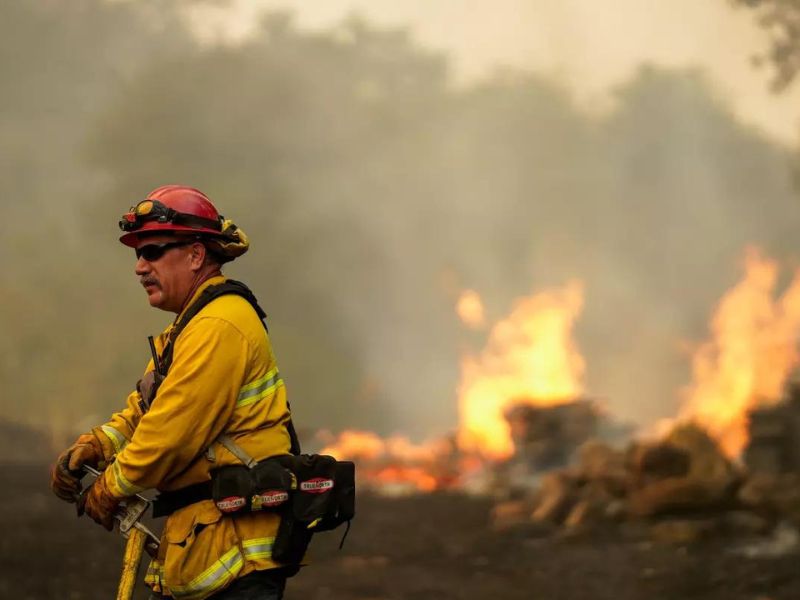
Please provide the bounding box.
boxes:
[118,185,225,247]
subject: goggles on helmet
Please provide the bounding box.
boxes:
[119,199,223,233]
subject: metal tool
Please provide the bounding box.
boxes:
[82,465,161,553]
[82,466,161,600]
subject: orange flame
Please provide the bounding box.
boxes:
[456,289,486,329]
[321,430,454,492]
[319,430,386,462]
[457,281,586,460]
[370,466,439,493]
[679,247,800,457]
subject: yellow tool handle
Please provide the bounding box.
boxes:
[116,527,147,600]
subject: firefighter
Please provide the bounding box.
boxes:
[50,185,297,600]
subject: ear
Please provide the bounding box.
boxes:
[189,242,207,271]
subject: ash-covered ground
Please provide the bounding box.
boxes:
[4,463,798,600]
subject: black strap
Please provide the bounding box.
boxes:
[338,520,351,550]
[159,280,268,374]
[155,279,302,455]
[286,416,302,457]
[167,210,223,232]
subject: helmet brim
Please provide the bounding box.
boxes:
[119,223,225,247]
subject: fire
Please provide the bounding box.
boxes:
[370,466,439,493]
[456,289,486,329]
[679,247,800,457]
[319,430,385,462]
[320,429,455,493]
[456,281,586,460]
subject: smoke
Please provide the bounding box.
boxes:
[1,1,799,445]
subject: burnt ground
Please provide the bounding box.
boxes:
[3,463,798,600]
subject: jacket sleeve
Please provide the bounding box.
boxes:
[93,389,145,458]
[104,316,250,497]
[95,332,170,458]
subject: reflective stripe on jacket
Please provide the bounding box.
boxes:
[98,276,293,598]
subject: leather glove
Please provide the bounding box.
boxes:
[78,472,122,531]
[50,433,105,503]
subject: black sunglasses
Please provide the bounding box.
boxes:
[135,240,194,261]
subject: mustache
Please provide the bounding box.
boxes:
[140,277,160,288]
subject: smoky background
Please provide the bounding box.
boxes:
[2,0,800,452]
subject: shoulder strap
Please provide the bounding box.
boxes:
[160,279,268,373]
[217,434,258,468]
[156,279,302,455]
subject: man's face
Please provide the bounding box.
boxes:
[133,234,204,312]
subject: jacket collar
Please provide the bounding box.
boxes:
[174,274,227,324]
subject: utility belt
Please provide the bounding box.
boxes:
[152,436,355,564]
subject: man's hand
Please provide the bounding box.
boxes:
[50,433,105,503]
[78,473,122,531]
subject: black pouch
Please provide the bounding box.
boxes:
[272,513,314,564]
[211,465,251,514]
[288,454,339,521]
[250,459,294,511]
[272,454,343,563]
[316,460,355,531]
[207,454,355,564]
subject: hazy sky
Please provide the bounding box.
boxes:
[185,0,800,146]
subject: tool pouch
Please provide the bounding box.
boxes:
[211,459,295,515]
[211,465,251,514]
[319,460,355,531]
[250,460,294,511]
[156,453,356,564]
[272,512,315,564]
[271,454,355,563]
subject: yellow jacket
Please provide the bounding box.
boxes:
[95,276,293,599]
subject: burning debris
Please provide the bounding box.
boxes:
[628,425,739,518]
[487,257,800,540]
[492,416,800,551]
[678,247,800,458]
[323,281,592,493]
[323,248,800,553]
[319,397,609,496]
[505,398,599,472]
[457,281,586,461]
[745,382,800,474]
[317,430,461,494]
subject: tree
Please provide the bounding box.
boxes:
[734,0,800,91]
